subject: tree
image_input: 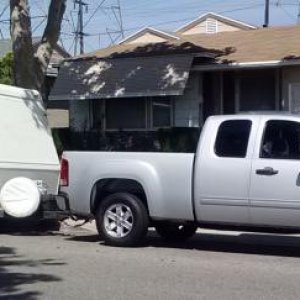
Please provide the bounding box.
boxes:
[10,0,66,94]
[0,52,13,85]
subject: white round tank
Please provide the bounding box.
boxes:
[0,177,41,218]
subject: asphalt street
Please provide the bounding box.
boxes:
[1,221,300,300]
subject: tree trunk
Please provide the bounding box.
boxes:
[10,0,66,94]
[10,0,36,89]
[34,0,66,92]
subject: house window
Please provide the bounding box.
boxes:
[152,98,172,128]
[206,19,218,34]
[239,71,275,111]
[215,120,252,158]
[106,98,146,129]
[96,97,173,130]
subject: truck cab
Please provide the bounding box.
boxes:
[195,114,300,228]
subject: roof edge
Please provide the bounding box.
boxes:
[191,59,300,71]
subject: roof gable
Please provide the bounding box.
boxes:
[119,27,179,45]
[176,12,256,35]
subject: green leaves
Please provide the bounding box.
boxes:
[0,52,13,85]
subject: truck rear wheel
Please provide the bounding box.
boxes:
[95,193,149,247]
[155,222,197,242]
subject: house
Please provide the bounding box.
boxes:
[49,19,300,151]
[0,38,70,128]
[118,12,256,47]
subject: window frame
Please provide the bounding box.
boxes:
[150,97,173,129]
[214,119,252,158]
[104,98,148,131]
[259,119,300,160]
[98,97,174,132]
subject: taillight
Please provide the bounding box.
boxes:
[60,158,69,186]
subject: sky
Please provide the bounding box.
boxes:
[0,0,299,55]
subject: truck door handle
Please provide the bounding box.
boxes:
[256,167,278,176]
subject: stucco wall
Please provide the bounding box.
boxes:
[173,73,203,127]
[126,32,168,44]
[180,18,241,35]
[282,66,300,112]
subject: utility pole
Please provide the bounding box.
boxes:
[263,0,270,27]
[297,0,300,24]
[117,0,125,39]
[74,0,88,55]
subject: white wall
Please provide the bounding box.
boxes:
[173,73,203,127]
[126,32,168,44]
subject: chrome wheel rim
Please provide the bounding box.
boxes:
[104,204,134,238]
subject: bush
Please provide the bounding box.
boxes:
[157,127,201,153]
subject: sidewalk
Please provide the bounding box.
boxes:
[60,218,97,233]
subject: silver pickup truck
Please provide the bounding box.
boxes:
[61,114,300,246]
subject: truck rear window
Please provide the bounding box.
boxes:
[215,120,252,158]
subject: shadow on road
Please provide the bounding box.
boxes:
[0,219,60,236]
[0,246,63,299]
[146,230,300,258]
[67,230,300,258]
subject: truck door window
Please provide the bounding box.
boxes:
[260,120,300,159]
[215,120,252,158]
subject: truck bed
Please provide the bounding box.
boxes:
[62,151,195,221]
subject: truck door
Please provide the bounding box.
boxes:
[249,119,300,227]
[194,118,255,224]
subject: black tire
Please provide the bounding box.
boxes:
[95,193,149,247]
[155,222,197,242]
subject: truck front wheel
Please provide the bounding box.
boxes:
[155,222,197,242]
[95,193,149,247]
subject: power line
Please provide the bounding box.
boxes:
[84,0,106,27]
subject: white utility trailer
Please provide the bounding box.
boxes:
[0,84,68,219]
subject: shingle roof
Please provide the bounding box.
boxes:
[180,25,300,63]
[75,25,300,64]
[72,40,222,60]
[50,55,194,100]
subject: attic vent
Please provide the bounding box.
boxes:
[206,19,218,34]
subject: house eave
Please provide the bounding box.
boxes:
[191,59,300,71]
[49,90,184,101]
